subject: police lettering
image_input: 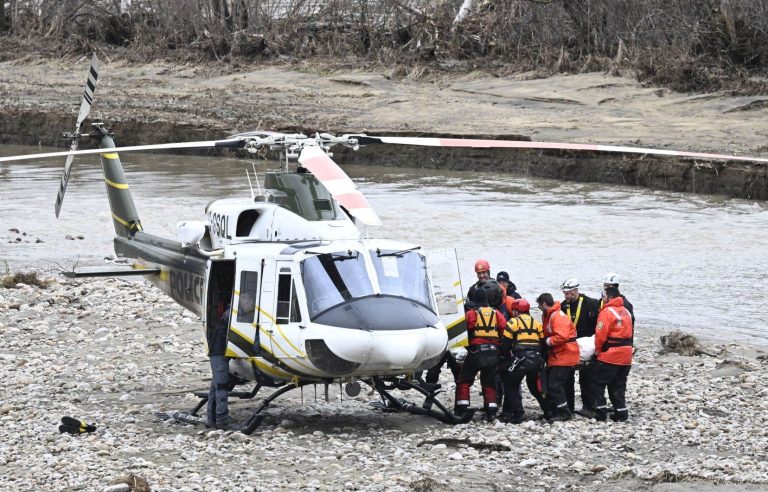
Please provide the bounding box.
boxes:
[170,270,204,306]
[208,212,228,238]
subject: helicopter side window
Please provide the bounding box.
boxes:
[237,271,258,323]
[276,273,302,324]
[236,210,260,237]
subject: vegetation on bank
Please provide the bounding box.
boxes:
[1,269,53,289]
[1,1,767,93]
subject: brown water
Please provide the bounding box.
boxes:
[2,144,767,344]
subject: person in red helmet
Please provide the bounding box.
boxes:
[536,292,580,422]
[591,286,634,421]
[499,298,548,423]
[465,259,491,311]
[455,286,506,421]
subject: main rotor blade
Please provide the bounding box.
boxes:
[0,139,246,163]
[298,145,382,227]
[357,136,768,164]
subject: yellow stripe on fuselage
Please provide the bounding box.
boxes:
[229,325,254,344]
[257,307,306,356]
[111,213,130,226]
[105,177,129,189]
[249,356,293,379]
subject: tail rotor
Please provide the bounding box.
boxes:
[54,54,100,218]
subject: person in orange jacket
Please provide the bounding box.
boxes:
[591,286,634,421]
[536,292,580,422]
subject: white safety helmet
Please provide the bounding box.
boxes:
[560,277,579,291]
[602,272,620,285]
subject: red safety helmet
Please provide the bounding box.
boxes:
[511,299,530,313]
[474,259,491,273]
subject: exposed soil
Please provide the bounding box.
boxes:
[1,53,768,199]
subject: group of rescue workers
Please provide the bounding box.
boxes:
[426,260,635,424]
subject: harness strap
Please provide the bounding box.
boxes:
[565,296,584,326]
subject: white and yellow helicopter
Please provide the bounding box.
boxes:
[4,56,768,432]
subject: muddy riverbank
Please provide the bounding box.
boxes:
[1,56,767,199]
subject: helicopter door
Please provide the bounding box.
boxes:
[204,258,236,352]
[228,264,261,358]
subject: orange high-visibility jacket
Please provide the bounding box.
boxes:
[594,297,634,365]
[543,302,580,366]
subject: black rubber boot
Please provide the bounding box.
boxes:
[453,404,469,417]
[611,410,629,422]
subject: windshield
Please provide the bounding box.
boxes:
[369,250,435,312]
[301,251,374,318]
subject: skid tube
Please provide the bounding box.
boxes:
[366,377,475,425]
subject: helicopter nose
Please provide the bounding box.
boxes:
[368,328,447,370]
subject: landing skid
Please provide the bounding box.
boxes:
[158,376,472,434]
[366,377,475,425]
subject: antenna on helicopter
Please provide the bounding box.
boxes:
[251,162,263,197]
[245,168,255,199]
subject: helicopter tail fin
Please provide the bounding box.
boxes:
[94,126,143,237]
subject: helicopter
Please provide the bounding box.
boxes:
[3,55,768,433]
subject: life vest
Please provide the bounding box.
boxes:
[470,306,500,340]
[504,314,543,348]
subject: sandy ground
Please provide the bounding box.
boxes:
[2,277,768,491]
[1,56,768,156]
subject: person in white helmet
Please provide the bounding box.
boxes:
[560,277,600,417]
[601,273,635,325]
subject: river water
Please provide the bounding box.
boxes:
[2,144,767,345]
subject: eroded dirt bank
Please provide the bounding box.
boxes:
[1,58,767,199]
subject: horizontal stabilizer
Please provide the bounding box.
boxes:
[62,267,160,278]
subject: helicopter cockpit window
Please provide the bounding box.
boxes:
[264,173,342,222]
[301,251,374,319]
[237,271,258,323]
[369,250,435,313]
[276,273,302,324]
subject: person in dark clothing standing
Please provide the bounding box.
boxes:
[206,293,252,430]
[560,277,600,416]
[499,299,548,424]
[496,271,522,301]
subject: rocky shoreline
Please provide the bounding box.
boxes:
[2,275,767,491]
[1,58,768,200]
